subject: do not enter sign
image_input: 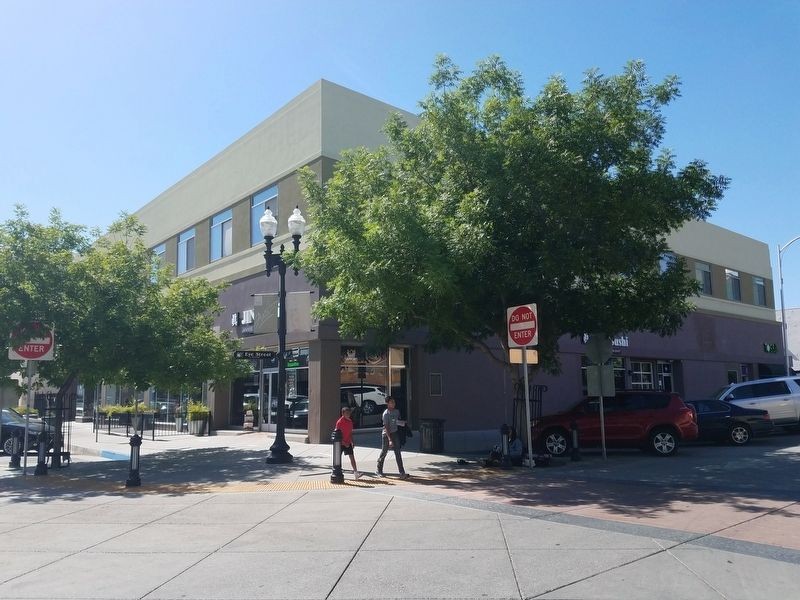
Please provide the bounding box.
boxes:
[8,323,55,361]
[507,304,538,348]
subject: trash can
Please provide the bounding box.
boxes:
[419,418,445,453]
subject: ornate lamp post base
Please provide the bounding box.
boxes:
[266,445,293,464]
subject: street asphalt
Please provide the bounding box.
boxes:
[0,422,798,599]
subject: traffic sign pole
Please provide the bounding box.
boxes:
[22,360,33,476]
[522,349,534,469]
[507,304,538,468]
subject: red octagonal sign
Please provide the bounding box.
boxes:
[507,304,538,348]
[8,323,55,361]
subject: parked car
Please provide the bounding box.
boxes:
[685,399,773,445]
[1,408,54,455]
[340,385,386,415]
[288,398,309,429]
[535,391,698,457]
[712,376,800,428]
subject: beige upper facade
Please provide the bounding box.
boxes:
[667,219,776,321]
[135,79,419,254]
[133,80,777,325]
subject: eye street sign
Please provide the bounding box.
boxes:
[234,350,276,360]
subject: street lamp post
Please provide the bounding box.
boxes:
[778,235,800,376]
[260,206,306,464]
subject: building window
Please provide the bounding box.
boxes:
[725,269,741,301]
[151,243,166,282]
[630,361,654,390]
[210,209,233,261]
[753,276,766,306]
[695,262,712,295]
[429,373,442,396]
[580,356,626,395]
[656,361,673,392]
[659,252,676,273]
[177,228,196,274]
[251,185,278,246]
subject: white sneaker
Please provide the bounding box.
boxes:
[354,471,362,480]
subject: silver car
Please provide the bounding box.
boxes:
[716,376,800,427]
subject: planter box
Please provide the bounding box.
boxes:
[188,417,207,435]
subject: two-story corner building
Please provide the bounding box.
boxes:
[131,79,785,450]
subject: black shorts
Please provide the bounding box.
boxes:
[341,444,354,456]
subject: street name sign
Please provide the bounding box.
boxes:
[507,304,538,348]
[234,350,276,360]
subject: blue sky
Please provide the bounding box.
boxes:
[1,0,799,308]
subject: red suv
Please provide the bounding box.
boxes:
[534,391,698,457]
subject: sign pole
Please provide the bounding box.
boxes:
[22,360,33,475]
[258,357,264,430]
[522,348,534,468]
[598,388,607,461]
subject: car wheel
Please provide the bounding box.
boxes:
[649,428,678,456]
[542,428,569,457]
[2,437,13,455]
[361,400,377,415]
[729,423,751,445]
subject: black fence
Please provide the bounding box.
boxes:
[93,410,211,441]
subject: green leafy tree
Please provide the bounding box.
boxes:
[298,56,728,370]
[0,206,246,393]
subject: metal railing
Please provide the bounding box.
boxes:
[93,410,211,441]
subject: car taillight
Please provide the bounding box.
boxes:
[688,405,697,422]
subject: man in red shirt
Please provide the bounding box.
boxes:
[335,406,361,480]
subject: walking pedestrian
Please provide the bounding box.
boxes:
[376,396,409,479]
[336,406,361,480]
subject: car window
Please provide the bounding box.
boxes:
[2,409,27,424]
[754,381,790,397]
[692,400,731,413]
[726,384,758,401]
[624,393,670,410]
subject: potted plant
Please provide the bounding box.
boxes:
[187,401,210,435]
[131,402,156,431]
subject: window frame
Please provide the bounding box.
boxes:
[210,208,233,262]
[752,276,767,306]
[725,268,741,302]
[251,185,279,246]
[177,227,196,274]
[695,261,713,295]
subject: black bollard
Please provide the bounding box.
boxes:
[34,434,48,476]
[9,431,22,469]
[570,421,581,462]
[330,428,344,484]
[126,433,142,487]
[500,424,512,469]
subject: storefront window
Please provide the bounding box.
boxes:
[339,346,410,429]
[231,348,309,431]
[630,361,654,390]
[581,356,625,394]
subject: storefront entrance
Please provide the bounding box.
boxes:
[231,348,310,431]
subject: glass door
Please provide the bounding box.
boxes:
[260,370,279,432]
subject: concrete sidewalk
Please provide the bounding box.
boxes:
[1,423,799,598]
